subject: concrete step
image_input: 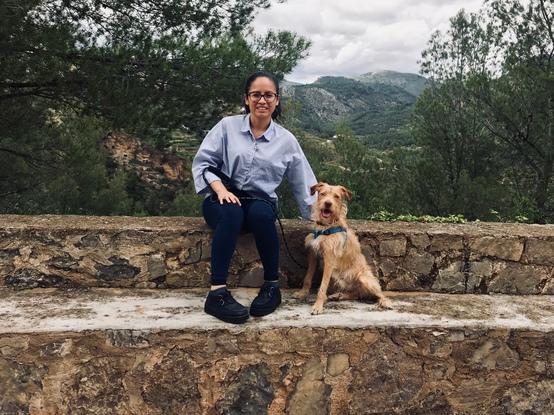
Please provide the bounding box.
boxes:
[1,215,554,294]
[0,288,552,414]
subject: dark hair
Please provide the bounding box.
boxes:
[243,70,282,119]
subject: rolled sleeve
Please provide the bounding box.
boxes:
[286,146,317,220]
[191,120,224,195]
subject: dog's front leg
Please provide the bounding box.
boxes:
[293,249,317,301]
[311,258,335,315]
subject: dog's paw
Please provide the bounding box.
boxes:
[378,297,393,309]
[327,293,340,301]
[311,303,324,315]
[292,290,309,301]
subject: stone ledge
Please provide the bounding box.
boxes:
[1,288,553,333]
[1,214,554,294]
[0,288,552,414]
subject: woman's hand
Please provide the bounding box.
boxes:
[210,180,241,205]
[216,188,241,205]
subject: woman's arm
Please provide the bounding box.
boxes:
[285,143,317,220]
[192,120,225,195]
[191,119,241,205]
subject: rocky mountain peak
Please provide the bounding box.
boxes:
[102,132,190,193]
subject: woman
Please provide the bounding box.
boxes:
[192,70,317,324]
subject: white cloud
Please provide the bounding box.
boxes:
[252,0,484,83]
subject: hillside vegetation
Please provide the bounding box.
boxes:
[1,0,552,224]
[281,71,425,148]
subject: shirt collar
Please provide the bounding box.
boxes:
[240,114,276,141]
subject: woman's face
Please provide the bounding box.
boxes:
[245,76,279,121]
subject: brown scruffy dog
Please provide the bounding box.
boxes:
[294,182,392,314]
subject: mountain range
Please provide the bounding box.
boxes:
[281,70,428,146]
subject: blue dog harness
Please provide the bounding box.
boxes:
[312,226,348,248]
[312,226,347,238]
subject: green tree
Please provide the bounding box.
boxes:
[475,0,554,222]
[0,0,310,215]
[415,0,554,222]
[1,0,310,138]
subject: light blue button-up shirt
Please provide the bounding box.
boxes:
[192,114,317,219]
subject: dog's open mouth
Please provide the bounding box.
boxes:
[321,208,332,218]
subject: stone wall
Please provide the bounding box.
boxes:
[1,215,553,294]
[1,327,552,414]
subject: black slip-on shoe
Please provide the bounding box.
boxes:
[250,281,281,317]
[204,287,249,324]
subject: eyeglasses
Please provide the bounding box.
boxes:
[247,92,278,103]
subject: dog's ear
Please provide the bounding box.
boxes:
[339,186,352,201]
[310,182,326,195]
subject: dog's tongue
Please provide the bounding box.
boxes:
[321,209,332,218]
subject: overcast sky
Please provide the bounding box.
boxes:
[252,0,484,83]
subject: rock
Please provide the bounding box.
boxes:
[288,358,331,415]
[489,264,548,294]
[349,338,423,413]
[238,267,264,287]
[48,254,79,270]
[408,390,454,415]
[0,336,29,357]
[326,353,350,376]
[378,258,398,277]
[386,274,419,290]
[470,339,520,370]
[215,363,275,415]
[5,268,72,289]
[409,233,430,249]
[502,380,554,414]
[470,236,524,261]
[95,257,140,281]
[461,261,492,293]
[542,278,554,294]
[76,234,102,248]
[379,237,407,257]
[102,132,190,194]
[62,357,130,414]
[135,281,156,288]
[147,255,166,279]
[139,348,201,414]
[404,250,434,275]
[39,339,72,357]
[236,234,261,263]
[468,260,493,277]
[179,240,206,265]
[446,378,499,413]
[107,330,150,348]
[428,234,463,252]
[523,239,554,265]
[165,271,188,287]
[448,331,465,342]
[0,358,43,415]
[432,262,465,293]
[466,275,483,293]
[0,249,16,276]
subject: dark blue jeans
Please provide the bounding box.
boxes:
[202,195,279,285]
